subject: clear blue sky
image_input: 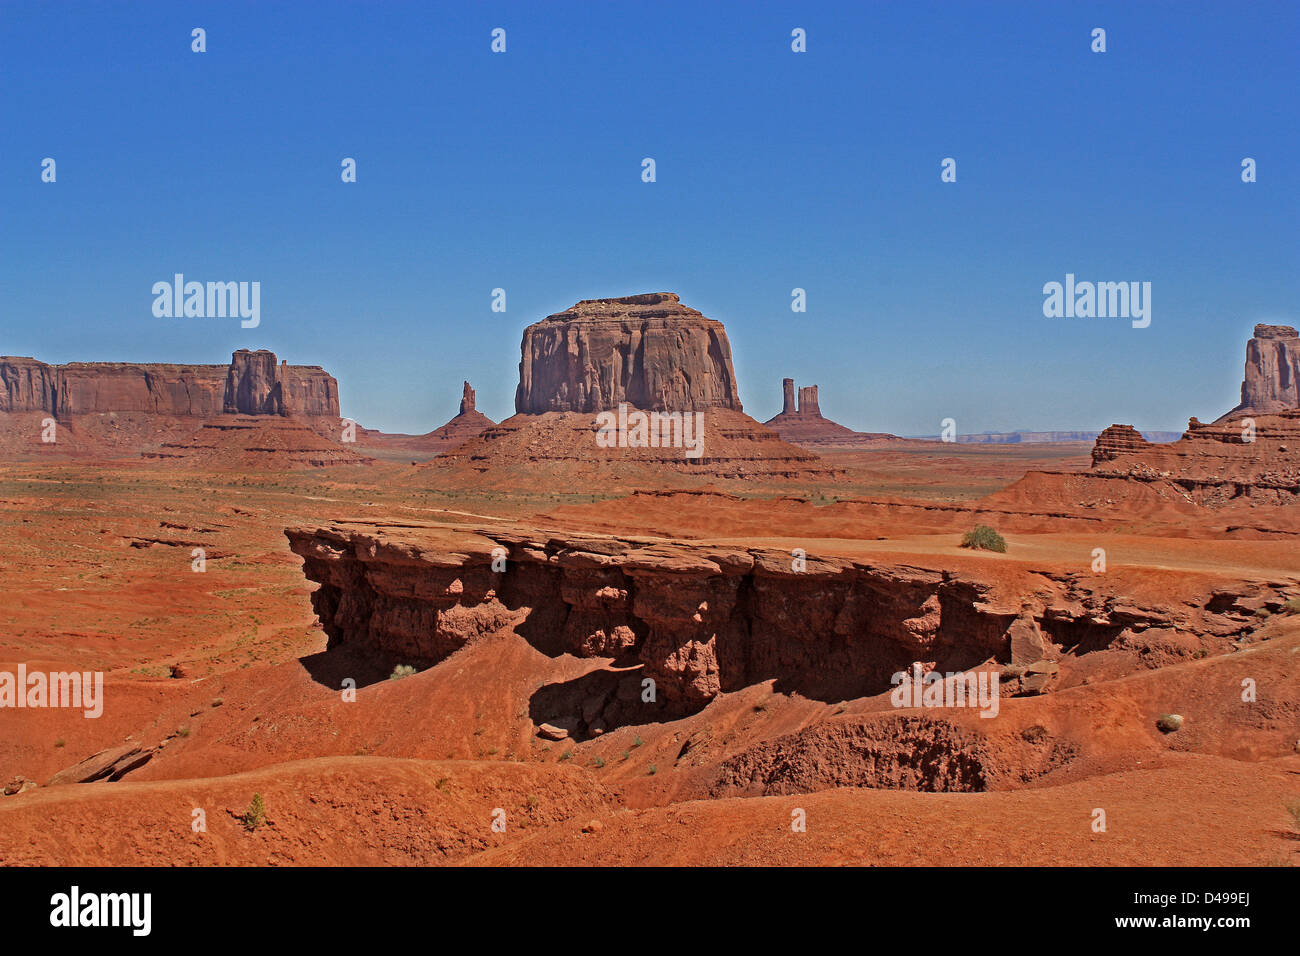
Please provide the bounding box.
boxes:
[3,1,1296,435]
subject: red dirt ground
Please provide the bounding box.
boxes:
[1,444,1297,866]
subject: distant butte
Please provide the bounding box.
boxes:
[0,349,364,466]
[1217,323,1300,422]
[762,378,898,449]
[424,294,841,488]
[356,381,496,457]
[514,293,742,414]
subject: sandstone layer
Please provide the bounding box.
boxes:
[514,293,742,414]
[286,521,1296,736]
[1089,411,1300,497]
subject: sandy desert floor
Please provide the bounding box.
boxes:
[1,444,1297,866]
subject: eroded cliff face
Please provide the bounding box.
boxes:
[1088,411,1300,503]
[285,522,1295,732]
[0,350,339,419]
[514,293,743,414]
[1222,324,1300,420]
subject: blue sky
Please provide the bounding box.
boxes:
[3,1,1296,434]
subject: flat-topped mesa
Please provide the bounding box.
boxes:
[1218,323,1300,422]
[514,293,743,414]
[0,350,339,419]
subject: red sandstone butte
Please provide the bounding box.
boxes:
[763,378,896,448]
[1218,323,1300,421]
[514,293,743,413]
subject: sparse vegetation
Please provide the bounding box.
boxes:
[176,725,191,737]
[558,749,572,762]
[592,756,605,768]
[647,764,657,775]
[241,793,266,831]
[960,525,1007,553]
[632,735,644,748]
[389,664,416,680]
[1283,598,1300,614]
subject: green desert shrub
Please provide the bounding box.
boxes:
[389,664,416,680]
[960,525,1007,553]
[241,793,266,831]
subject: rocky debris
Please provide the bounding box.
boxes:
[514,293,743,414]
[1218,324,1300,420]
[1019,659,1060,695]
[46,743,155,786]
[537,723,570,741]
[763,378,898,448]
[1157,714,1184,733]
[2,776,37,796]
[1,350,339,419]
[1008,615,1048,665]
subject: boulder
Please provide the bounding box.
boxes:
[46,743,155,786]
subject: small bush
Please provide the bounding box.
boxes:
[647,764,657,776]
[632,735,644,748]
[592,756,605,768]
[241,793,266,831]
[389,664,416,680]
[960,525,1007,553]
[1283,598,1300,614]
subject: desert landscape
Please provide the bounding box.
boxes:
[2,295,1297,869]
